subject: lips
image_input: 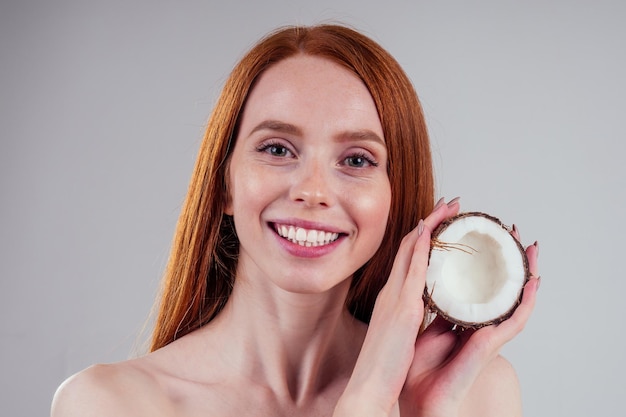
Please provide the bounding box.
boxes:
[274,223,340,247]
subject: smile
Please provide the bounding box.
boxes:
[274,224,340,247]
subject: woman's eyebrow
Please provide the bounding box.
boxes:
[249,120,303,136]
[249,119,385,147]
[335,129,385,147]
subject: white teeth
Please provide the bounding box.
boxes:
[306,230,317,245]
[275,224,340,247]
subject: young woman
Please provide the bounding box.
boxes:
[52,24,539,417]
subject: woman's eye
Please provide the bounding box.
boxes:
[344,154,378,168]
[269,145,289,157]
[257,142,292,158]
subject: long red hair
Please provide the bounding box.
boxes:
[150,24,434,351]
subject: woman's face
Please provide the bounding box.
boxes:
[226,54,391,295]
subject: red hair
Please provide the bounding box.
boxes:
[150,24,434,351]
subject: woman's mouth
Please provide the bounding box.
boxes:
[273,223,341,247]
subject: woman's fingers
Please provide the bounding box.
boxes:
[398,198,460,306]
[424,197,460,230]
[380,222,422,298]
[526,241,539,278]
[511,224,520,241]
[383,197,460,299]
[493,241,539,342]
[409,316,458,376]
[495,275,539,341]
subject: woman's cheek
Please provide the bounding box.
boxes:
[349,180,391,245]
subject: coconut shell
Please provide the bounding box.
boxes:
[423,212,531,329]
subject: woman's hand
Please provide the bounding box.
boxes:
[335,198,539,417]
[400,232,539,417]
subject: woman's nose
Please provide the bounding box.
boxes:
[289,161,335,208]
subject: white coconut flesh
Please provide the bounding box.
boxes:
[425,212,529,328]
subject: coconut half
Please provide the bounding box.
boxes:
[424,212,530,329]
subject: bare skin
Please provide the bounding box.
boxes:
[51,300,524,417]
[51,55,539,417]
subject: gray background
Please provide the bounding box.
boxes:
[2,1,624,416]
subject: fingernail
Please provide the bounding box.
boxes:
[417,219,425,236]
[434,197,445,210]
[533,240,539,257]
[512,224,518,234]
[447,196,460,207]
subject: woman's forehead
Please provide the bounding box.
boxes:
[238,55,383,140]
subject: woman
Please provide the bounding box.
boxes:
[52,24,539,417]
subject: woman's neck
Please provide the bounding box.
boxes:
[199,268,367,406]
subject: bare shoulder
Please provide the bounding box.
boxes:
[51,360,171,417]
[461,355,523,417]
